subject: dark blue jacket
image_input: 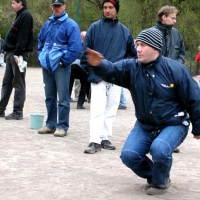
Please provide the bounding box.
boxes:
[81,16,136,83]
[93,55,200,135]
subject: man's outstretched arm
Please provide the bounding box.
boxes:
[86,48,104,67]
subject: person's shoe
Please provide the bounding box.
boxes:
[54,129,67,137]
[146,187,168,195]
[5,112,23,120]
[76,105,85,109]
[144,183,151,190]
[146,178,171,195]
[0,110,5,117]
[101,140,116,150]
[118,105,127,110]
[38,126,55,134]
[70,98,77,102]
[173,148,180,153]
[84,142,101,154]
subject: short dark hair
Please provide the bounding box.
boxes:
[15,0,27,7]
[157,5,178,22]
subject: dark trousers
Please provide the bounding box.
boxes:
[0,51,28,113]
[86,81,91,100]
[69,64,89,106]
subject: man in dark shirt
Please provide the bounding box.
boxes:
[0,0,33,120]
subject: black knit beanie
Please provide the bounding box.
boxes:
[102,0,120,13]
[136,28,163,51]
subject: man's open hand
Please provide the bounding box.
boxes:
[87,48,104,67]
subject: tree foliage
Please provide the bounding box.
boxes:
[0,0,199,66]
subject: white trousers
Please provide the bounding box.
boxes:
[0,54,6,68]
[89,81,121,144]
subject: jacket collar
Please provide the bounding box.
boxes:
[102,15,119,23]
[49,11,68,22]
[16,7,26,17]
[142,54,162,68]
[156,21,173,33]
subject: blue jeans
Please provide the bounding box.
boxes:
[119,87,127,107]
[42,64,71,130]
[120,122,189,188]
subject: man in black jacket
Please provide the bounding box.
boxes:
[155,5,185,153]
[0,0,33,120]
[0,34,6,69]
[155,5,185,64]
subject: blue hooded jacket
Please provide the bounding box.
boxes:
[37,12,82,73]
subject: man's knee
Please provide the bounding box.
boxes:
[150,140,171,160]
[120,150,142,169]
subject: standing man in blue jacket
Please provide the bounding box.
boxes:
[0,0,33,120]
[81,0,137,154]
[37,0,82,137]
[86,27,200,195]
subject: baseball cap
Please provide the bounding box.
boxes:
[51,0,65,6]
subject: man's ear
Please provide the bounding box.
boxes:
[162,14,167,21]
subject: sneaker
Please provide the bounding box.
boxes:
[101,140,116,150]
[0,110,5,117]
[38,126,55,134]
[118,105,127,109]
[84,142,101,154]
[54,129,67,137]
[5,112,23,120]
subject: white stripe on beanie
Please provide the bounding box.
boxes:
[136,28,163,51]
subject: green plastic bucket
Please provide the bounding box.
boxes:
[30,113,44,130]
